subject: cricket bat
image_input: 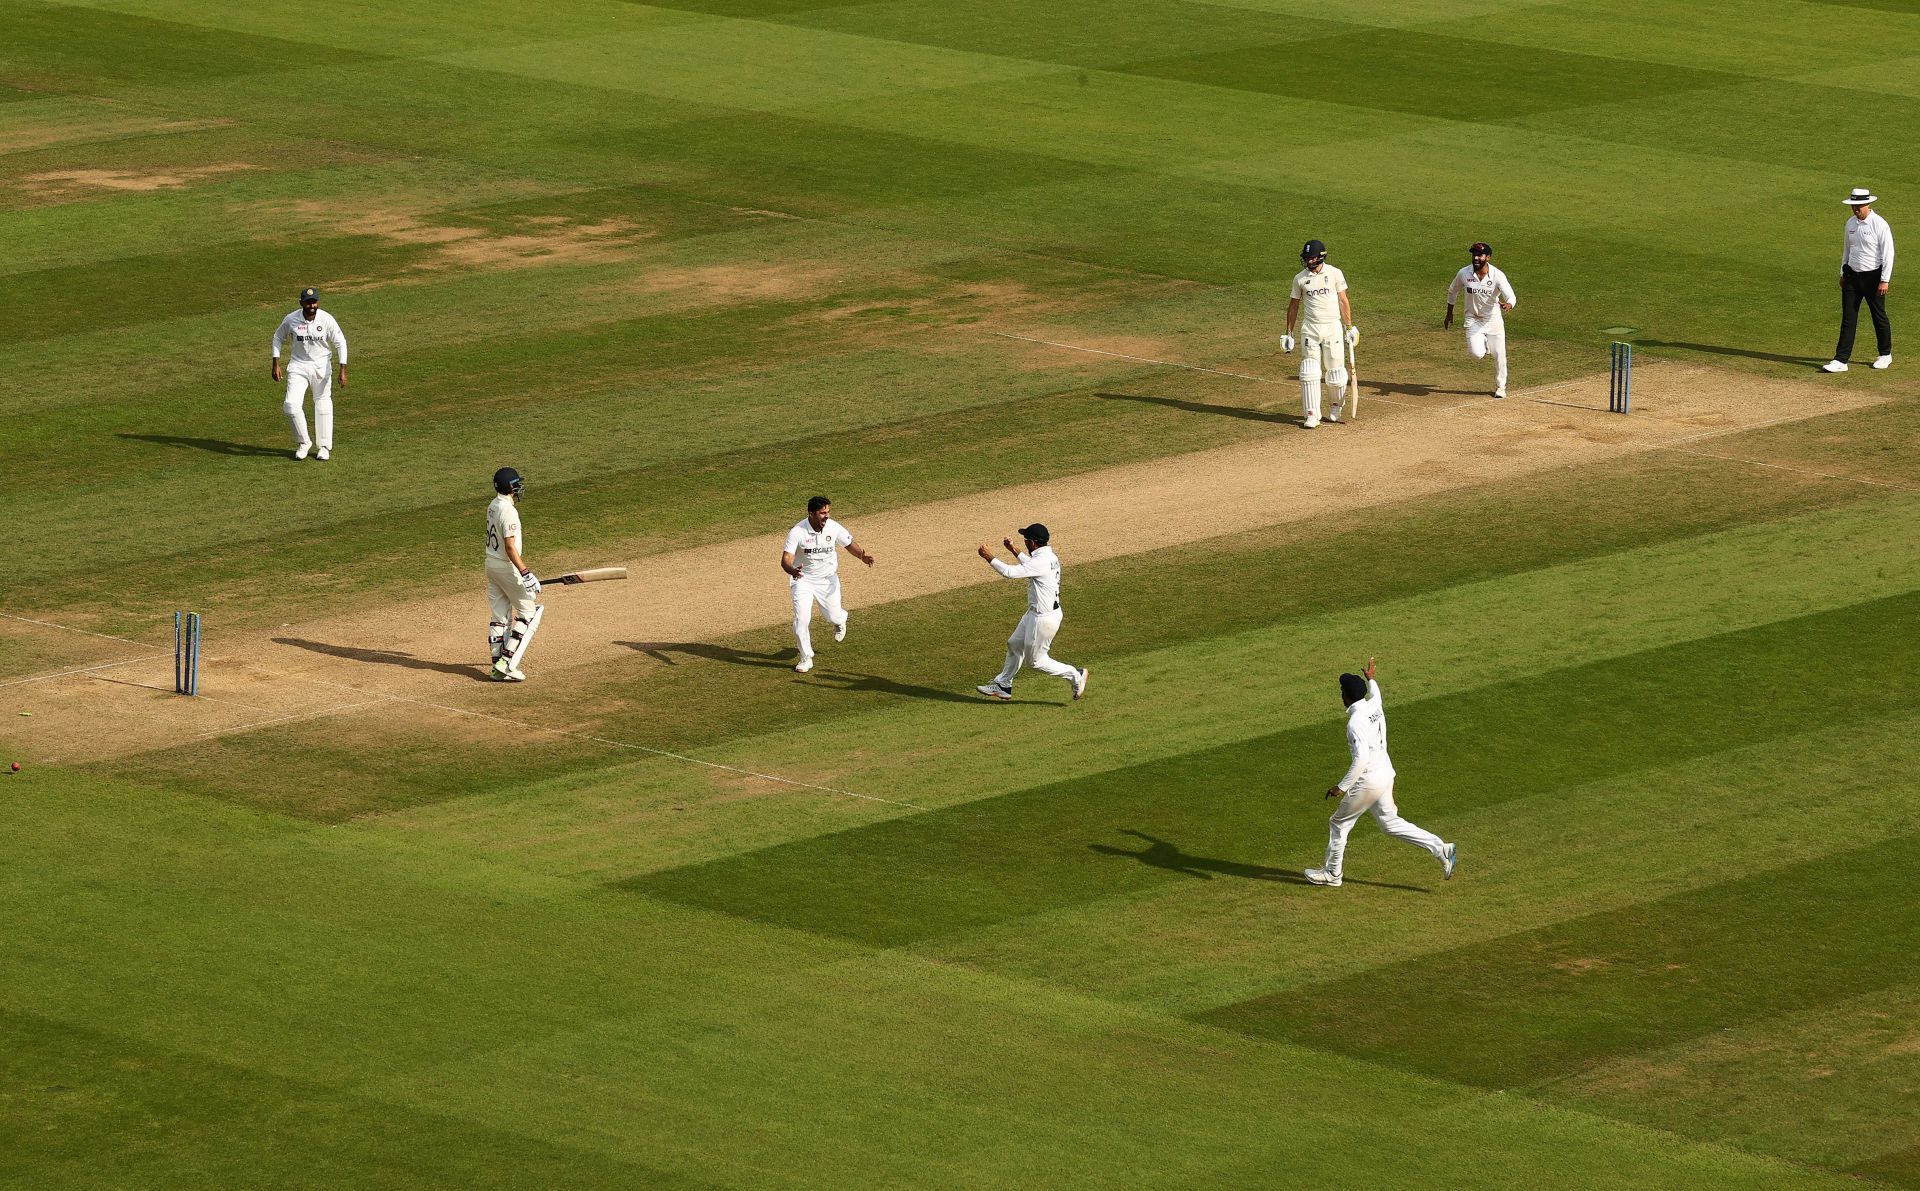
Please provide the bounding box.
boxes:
[545,567,628,585]
[1345,339,1359,420]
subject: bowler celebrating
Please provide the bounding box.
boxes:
[1444,242,1517,397]
[1304,657,1456,887]
[974,523,1087,702]
[270,287,348,460]
[781,496,875,674]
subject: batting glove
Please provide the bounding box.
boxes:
[1345,325,1360,347]
[1280,333,1295,353]
[518,570,542,596]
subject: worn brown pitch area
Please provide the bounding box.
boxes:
[3,362,1880,764]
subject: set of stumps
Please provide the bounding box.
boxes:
[173,611,200,696]
[1609,341,1633,414]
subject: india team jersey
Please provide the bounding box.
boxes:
[1289,264,1347,328]
[272,309,348,368]
[486,495,522,563]
[1446,265,1517,327]
[1342,679,1395,784]
[992,546,1062,611]
[785,517,852,579]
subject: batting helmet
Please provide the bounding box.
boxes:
[1300,239,1327,266]
[493,466,524,496]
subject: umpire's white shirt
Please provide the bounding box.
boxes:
[1843,211,1895,280]
[990,546,1062,611]
[786,518,852,579]
[272,309,348,369]
[1335,679,1394,792]
[1446,265,1517,330]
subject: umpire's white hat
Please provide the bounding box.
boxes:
[1843,187,1880,205]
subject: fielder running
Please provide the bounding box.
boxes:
[781,496,875,674]
[270,287,348,460]
[1444,242,1518,397]
[974,523,1088,702]
[485,467,542,682]
[1304,657,1456,887]
[1282,239,1358,428]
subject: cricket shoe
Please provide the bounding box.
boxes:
[490,661,525,682]
[293,443,311,460]
[1323,411,1341,424]
[832,618,847,643]
[1071,667,1089,700]
[1493,387,1506,398]
[975,682,1013,701]
[794,659,813,674]
[1874,355,1893,369]
[1302,416,1320,429]
[1303,867,1342,887]
[316,447,331,461]
[1822,360,1849,373]
[1443,842,1457,880]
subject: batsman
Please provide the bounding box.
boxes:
[1281,239,1358,428]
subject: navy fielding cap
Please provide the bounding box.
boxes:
[1018,523,1050,545]
[1339,673,1368,705]
[299,287,320,303]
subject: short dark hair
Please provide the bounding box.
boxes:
[807,495,831,514]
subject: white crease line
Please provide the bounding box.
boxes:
[193,698,395,740]
[293,673,926,811]
[0,652,169,689]
[1655,445,1920,492]
[1,611,154,648]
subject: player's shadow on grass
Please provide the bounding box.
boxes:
[619,641,796,668]
[1363,379,1484,398]
[274,637,493,681]
[1097,391,1299,425]
[801,669,982,704]
[117,433,288,457]
[1632,339,1827,367]
[1092,830,1428,892]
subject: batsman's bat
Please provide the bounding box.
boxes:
[545,567,628,585]
[1344,339,1360,419]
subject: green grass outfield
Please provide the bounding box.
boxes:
[5,0,1920,1185]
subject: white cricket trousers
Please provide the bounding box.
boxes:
[1466,324,1507,390]
[993,606,1078,689]
[791,574,845,665]
[1323,776,1447,878]
[284,363,334,450]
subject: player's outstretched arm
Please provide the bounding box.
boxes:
[847,541,875,567]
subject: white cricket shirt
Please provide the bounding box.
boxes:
[1336,678,1395,791]
[272,308,348,368]
[1289,264,1347,329]
[486,495,522,564]
[785,517,852,579]
[990,545,1062,612]
[1446,265,1517,329]
[1843,211,1895,280]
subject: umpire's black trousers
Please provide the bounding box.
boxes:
[1836,266,1892,361]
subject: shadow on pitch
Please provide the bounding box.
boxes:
[1091,830,1429,892]
[619,641,795,668]
[274,637,493,681]
[118,433,288,457]
[1632,339,1827,367]
[1363,378,1484,398]
[1097,391,1300,425]
[801,669,982,704]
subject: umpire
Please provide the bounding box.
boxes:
[1826,188,1895,373]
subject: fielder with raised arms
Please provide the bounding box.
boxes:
[1282,239,1357,428]
[1444,242,1518,397]
[974,523,1087,702]
[1304,657,1456,887]
[781,496,874,675]
[485,467,541,682]
[270,286,348,460]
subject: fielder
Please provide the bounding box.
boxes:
[485,466,541,682]
[1444,242,1518,397]
[1304,657,1456,887]
[1282,239,1358,428]
[270,287,348,460]
[781,496,874,674]
[974,523,1087,702]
